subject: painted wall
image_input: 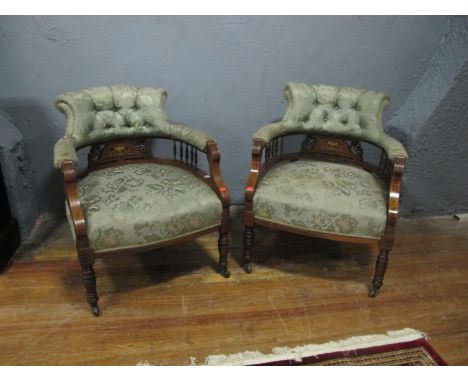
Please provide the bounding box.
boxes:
[0,15,465,220]
[0,111,38,238]
[387,17,468,216]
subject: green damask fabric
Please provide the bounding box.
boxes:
[53,136,79,168]
[253,160,388,239]
[253,83,407,161]
[54,86,215,168]
[67,162,222,252]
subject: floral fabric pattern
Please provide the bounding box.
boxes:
[253,160,388,239]
[68,163,222,252]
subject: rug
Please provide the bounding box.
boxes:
[201,328,447,366]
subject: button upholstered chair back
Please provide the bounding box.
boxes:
[254,82,391,149]
[282,82,390,142]
[55,85,212,153]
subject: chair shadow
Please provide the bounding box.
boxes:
[60,235,222,306]
[105,239,220,286]
[230,221,377,286]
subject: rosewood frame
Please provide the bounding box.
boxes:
[243,133,406,298]
[60,137,231,316]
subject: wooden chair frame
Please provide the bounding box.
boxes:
[243,132,406,297]
[60,137,231,316]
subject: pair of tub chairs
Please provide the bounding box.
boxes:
[53,83,407,316]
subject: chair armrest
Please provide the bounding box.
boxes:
[251,123,285,144]
[169,123,218,152]
[54,137,79,169]
[254,123,408,163]
[376,133,408,162]
[244,139,265,225]
[381,156,406,248]
[60,161,88,239]
[206,141,231,207]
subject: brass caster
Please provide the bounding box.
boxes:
[244,263,252,274]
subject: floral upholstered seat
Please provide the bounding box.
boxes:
[253,160,387,239]
[67,162,222,252]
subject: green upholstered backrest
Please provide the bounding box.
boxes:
[255,82,391,146]
[55,85,213,151]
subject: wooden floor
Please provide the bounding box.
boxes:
[1,208,467,365]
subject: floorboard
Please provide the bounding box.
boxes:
[0,209,467,365]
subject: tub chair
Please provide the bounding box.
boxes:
[54,85,231,316]
[244,83,407,297]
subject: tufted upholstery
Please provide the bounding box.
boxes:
[253,83,407,161]
[65,162,222,252]
[54,85,216,168]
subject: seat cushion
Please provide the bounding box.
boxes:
[67,162,222,252]
[253,160,388,239]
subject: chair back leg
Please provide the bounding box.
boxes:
[218,231,230,278]
[243,226,254,273]
[217,206,231,278]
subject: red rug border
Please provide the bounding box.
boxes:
[251,338,448,366]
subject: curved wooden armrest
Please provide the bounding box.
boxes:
[244,139,265,225]
[206,141,231,207]
[60,161,88,239]
[381,155,406,247]
[387,156,406,221]
[244,139,265,203]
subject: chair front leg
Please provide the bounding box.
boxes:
[218,231,230,278]
[206,142,231,278]
[369,156,405,298]
[369,245,391,298]
[77,238,100,316]
[61,161,101,316]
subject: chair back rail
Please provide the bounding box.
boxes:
[255,132,391,186]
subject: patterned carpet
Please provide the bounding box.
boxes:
[201,328,447,366]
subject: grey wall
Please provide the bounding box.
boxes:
[0,15,466,220]
[387,17,468,216]
[0,111,38,238]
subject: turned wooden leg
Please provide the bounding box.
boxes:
[80,264,100,316]
[77,241,100,316]
[243,226,254,273]
[369,249,390,298]
[218,231,231,278]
